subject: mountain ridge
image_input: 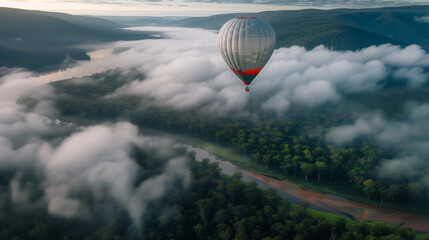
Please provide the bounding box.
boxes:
[171,5,429,51]
[1,5,428,71]
[0,7,152,71]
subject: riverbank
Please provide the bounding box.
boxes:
[142,128,429,233]
[143,128,428,211]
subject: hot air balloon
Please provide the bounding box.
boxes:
[218,17,276,92]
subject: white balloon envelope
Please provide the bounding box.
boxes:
[218,17,276,92]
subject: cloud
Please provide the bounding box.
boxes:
[3,28,428,146]
[11,27,425,116]
[325,113,385,145]
[326,103,429,145]
[0,69,48,103]
[392,67,428,87]
[0,69,58,170]
[0,66,191,223]
[326,103,429,186]
[95,28,428,115]
[378,156,421,179]
[1,26,429,219]
[0,68,70,216]
[0,68,59,116]
[415,16,429,23]
[128,156,190,222]
[292,79,340,106]
[39,122,190,221]
[261,93,290,113]
[0,116,191,222]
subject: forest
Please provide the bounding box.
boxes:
[3,4,429,240]
[0,146,418,240]
[37,70,429,210]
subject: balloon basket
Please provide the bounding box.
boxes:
[245,86,249,92]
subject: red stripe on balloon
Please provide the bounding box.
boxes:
[243,68,262,76]
[230,67,262,76]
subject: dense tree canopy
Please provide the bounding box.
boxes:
[41,72,429,208]
[0,147,417,239]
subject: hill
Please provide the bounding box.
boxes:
[172,5,429,51]
[2,5,428,71]
[0,7,153,71]
[98,15,187,27]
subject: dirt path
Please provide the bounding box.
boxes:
[240,168,429,232]
[171,139,429,233]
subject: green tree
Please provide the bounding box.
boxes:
[408,182,423,202]
[300,162,313,182]
[363,179,376,199]
[315,158,328,183]
[193,224,204,240]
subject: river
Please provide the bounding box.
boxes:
[175,142,429,233]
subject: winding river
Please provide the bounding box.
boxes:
[175,142,429,233]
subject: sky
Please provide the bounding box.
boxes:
[1,0,428,16]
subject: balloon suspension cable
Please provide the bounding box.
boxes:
[245,86,250,92]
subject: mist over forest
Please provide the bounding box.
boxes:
[0,4,429,240]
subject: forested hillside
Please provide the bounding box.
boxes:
[172,5,429,51]
[3,5,428,70]
[0,7,152,71]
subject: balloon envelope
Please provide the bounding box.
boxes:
[218,17,276,86]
